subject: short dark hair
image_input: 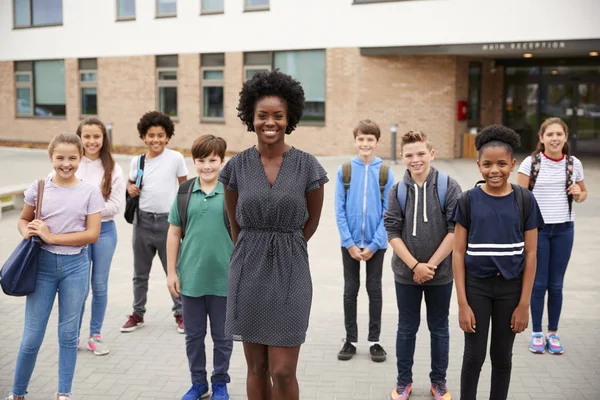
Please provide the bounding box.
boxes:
[191,134,227,160]
[353,119,381,140]
[237,70,305,135]
[137,111,175,139]
[475,125,521,159]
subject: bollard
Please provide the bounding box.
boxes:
[106,122,113,150]
[390,123,398,164]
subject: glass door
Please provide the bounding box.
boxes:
[505,83,539,152]
[540,83,576,150]
[575,83,600,154]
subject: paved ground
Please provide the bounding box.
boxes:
[0,147,599,400]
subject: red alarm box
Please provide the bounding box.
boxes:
[457,101,468,121]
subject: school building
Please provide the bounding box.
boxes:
[0,0,599,157]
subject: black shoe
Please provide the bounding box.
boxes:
[370,343,387,362]
[337,341,356,361]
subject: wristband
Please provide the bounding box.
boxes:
[411,262,419,271]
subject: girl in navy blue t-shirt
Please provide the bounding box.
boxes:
[451,125,544,400]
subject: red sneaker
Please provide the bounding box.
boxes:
[176,315,184,334]
[120,314,144,332]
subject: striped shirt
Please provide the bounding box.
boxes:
[518,154,584,224]
[450,187,544,279]
[24,177,104,255]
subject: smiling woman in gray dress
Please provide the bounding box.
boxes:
[218,70,328,400]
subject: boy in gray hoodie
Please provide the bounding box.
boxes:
[384,130,461,400]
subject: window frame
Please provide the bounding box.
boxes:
[200,0,224,15]
[79,61,98,118]
[116,0,136,21]
[244,0,269,12]
[156,56,178,118]
[13,0,63,29]
[200,66,225,122]
[15,70,34,117]
[243,65,272,82]
[156,0,177,18]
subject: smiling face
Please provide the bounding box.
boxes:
[354,132,380,160]
[401,141,435,178]
[253,96,288,146]
[477,146,516,190]
[540,122,568,157]
[50,143,82,181]
[80,124,104,160]
[194,152,224,185]
[143,126,168,156]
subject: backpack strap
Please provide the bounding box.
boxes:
[436,171,449,212]
[511,184,529,233]
[378,164,390,202]
[341,161,352,197]
[177,178,196,239]
[528,153,541,190]
[566,155,574,217]
[396,182,408,216]
[456,190,471,231]
[135,154,146,188]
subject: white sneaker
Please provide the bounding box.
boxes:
[87,335,110,356]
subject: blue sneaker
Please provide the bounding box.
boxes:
[547,334,564,355]
[211,382,229,400]
[529,333,545,354]
[181,384,210,400]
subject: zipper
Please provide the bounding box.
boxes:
[360,164,369,247]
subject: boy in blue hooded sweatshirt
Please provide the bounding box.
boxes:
[335,119,394,362]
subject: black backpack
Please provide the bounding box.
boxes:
[456,181,531,232]
[176,178,231,239]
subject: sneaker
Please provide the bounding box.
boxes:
[431,382,452,400]
[181,384,209,400]
[547,334,564,355]
[211,382,229,400]
[57,396,71,400]
[176,315,185,334]
[391,382,412,400]
[337,341,356,361]
[120,314,144,332]
[370,343,387,362]
[87,335,110,356]
[6,395,26,400]
[529,333,545,354]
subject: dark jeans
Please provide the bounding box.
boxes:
[181,295,233,385]
[132,210,182,317]
[531,222,574,332]
[341,247,386,343]
[395,281,452,385]
[460,274,522,400]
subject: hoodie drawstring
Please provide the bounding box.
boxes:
[412,182,429,237]
[412,183,418,236]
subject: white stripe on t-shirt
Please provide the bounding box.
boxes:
[518,154,584,224]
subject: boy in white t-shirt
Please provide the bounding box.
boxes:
[121,111,188,334]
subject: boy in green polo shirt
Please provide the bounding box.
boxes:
[166,134,233,400]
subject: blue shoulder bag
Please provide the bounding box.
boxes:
[0,179,44,296]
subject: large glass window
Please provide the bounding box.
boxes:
[117,0,135,20]
[201,0,223,13]
[245,0,269,11]
[201,54,225,121]
[15,60,66,117]
[156,55,178,117]
[156,0,176,17]
[14,0,62,28]
[79,59,98,116]
[274,50,326,122]
[467,62,482,127]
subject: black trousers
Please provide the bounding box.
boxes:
[341,247,386,343]
[460,274,522,400]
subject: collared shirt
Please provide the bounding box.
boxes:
[168,179,232,297]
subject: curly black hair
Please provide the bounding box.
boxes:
[475,124,521,158]
[137,111,175,139]
[237,70,305,135]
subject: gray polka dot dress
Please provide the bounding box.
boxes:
[218,146,328,347]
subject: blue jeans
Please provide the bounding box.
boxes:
[181,295,233,385]
[79,221,117,336]
[12,248,90,397]
[531,222,575,332]
[395,280,452,385]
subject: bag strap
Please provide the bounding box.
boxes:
[341,161,352,197]
[566,155,574,217]
[378,164,389,202]
[177,178,196,239]
[396,182,408,216]
[528,153,541,190]
[135,154,146,188]
[36,179,45,220]
[436,171,449,212]
[510,184,529,232]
